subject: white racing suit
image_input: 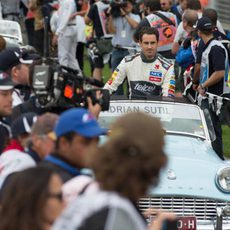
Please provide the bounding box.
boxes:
[104,53,175,97]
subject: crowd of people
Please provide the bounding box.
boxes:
[0,0,229,228]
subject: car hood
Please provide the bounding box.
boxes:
[149,135,230,201]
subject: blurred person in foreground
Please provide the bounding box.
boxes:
[25,112,59,164]
[0,113,37,189]
[53,111,176,230]
[0,167,65,230]
[39,107,107,183]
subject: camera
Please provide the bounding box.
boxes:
[87,40,100,56]
[110,0,128,18]
[32,61,110,111]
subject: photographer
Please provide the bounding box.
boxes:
[106,0,140,95]
[0,47,41,107]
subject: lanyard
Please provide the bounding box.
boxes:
[45,155,81,176]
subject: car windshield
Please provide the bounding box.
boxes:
[0,20,21,40]
[99,101,206,139]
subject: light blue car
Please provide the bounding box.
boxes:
[99,99,230,230]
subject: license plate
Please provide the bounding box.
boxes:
[177,216,197,230]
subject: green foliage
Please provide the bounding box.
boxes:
[223,125,230,159]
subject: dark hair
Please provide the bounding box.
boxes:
[144,0,161,12]
[87,112,167,201]
[139,27,159,42]
[203,8,218,26]
[0,167,56,230]
[187,0,201,10]
[55,131,77,151]
[0,35,6,52]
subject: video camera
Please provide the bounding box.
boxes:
[110,0,128,18]
[32,61,110,111]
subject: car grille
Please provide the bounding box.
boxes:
[138,196,230,223]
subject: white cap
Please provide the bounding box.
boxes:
[0,150,36,189]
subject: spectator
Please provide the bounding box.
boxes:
[104,27,175,97]
[26,112,59,163]
[85,0,112,81]
[171,0,201,55]
[134,0,177,58]
[171,0,188,23]
[160,0,172,12]
[0,113,37,188]
[0,0,20,22]
[107,0,140,95]
[193,8,229,91]
[0,167,64,230]
[52,0,81,71]
[195,17,228,160]
[39,108,107,182]
[0,72,14,153]
[28,0,45,56]
[52,111,170,229]
[174,9,198,92]
[0,47,40,106]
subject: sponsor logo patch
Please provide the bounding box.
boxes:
[150,71,162,77]
[149,71,162,82]
[149,76,161,82]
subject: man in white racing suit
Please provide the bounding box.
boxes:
[104,27,175,98]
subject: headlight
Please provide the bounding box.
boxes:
[216,167,230,193]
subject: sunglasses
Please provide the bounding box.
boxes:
[47,191,63,201]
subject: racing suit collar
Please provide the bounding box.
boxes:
[140,52,157,63]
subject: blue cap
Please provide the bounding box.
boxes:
[55,108,107,138]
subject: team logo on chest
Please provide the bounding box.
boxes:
[149,70,163,82]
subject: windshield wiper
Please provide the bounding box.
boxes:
[165,131,206,140]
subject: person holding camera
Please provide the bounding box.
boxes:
[104,27,175,98]
[0,47,40,107]
[106,0,140,95]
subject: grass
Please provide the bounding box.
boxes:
[222,126,230,159]
[83,53,230,159]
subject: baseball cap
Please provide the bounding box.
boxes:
[0,71,14,90]
[0,47,40,72]
[55,108,107,138]
[11,112,38,138]
[193,17,213,31]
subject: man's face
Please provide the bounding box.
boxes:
[180,0,188,11]
[60,134,99,168]
[124,1,133,13]
[11,63,30,85]
[160,0,172,11]
[139,34,158,59]
[0,89,13,117]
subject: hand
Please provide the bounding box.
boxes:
[120,7,126,17]
[197,85,206,96]
[70,12,77,20]
[192,83,198,91]
[148,210,177,230]
[87,90,102,119]
[52,34,58,46]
